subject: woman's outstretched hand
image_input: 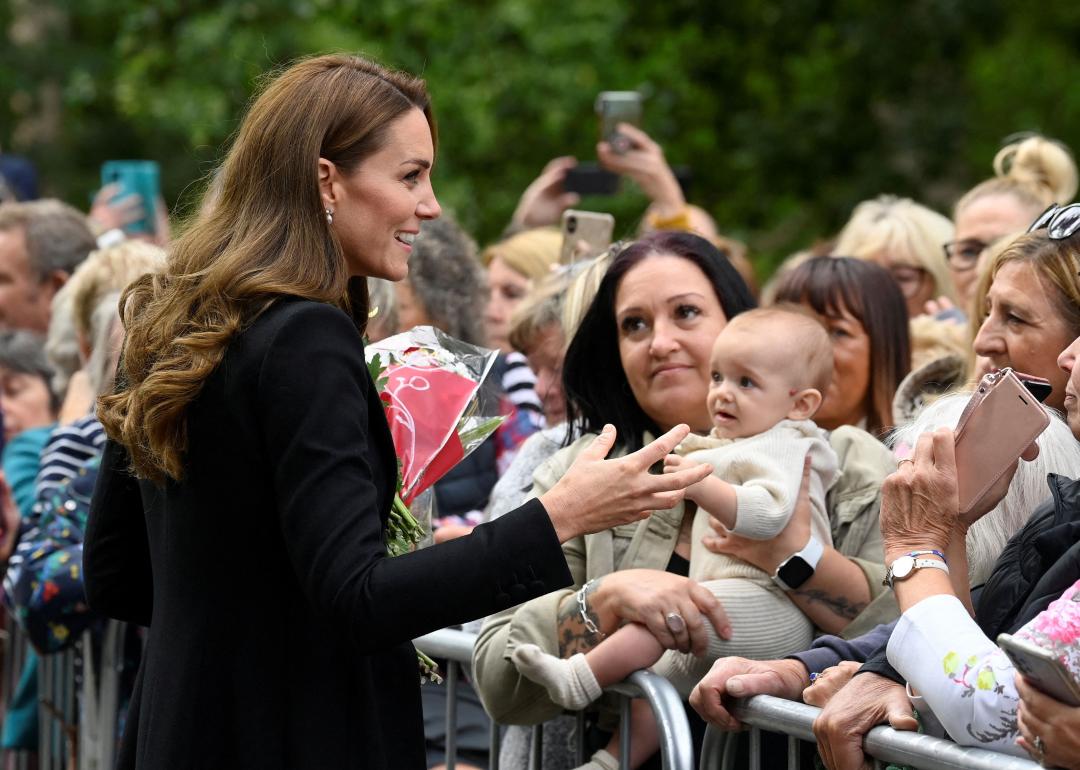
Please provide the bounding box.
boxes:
[539,424,711,544]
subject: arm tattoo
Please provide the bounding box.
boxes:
[556,578,604,657]
[791,588,867,621]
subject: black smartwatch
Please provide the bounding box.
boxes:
[772,535,824,591]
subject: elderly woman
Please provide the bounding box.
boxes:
[472,232,894,768]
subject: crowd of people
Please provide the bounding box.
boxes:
[0,52,1078,770]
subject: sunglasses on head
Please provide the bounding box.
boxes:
[1027,203,1080,239]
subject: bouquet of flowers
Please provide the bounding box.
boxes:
[365,326,505,681]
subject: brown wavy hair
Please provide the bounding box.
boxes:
[98,54,436,483]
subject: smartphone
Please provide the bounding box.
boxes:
[560,210,615,265]
[1017,372,1053,404]
[998,633,1080,707]
[563,163,620,196]
[595,92,642,154]
[953,368,1051,523]
[100,160,161,235]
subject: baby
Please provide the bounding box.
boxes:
[512,308,839,769]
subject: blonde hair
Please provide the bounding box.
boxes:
[99,54,434,482]
[834,195,956,302]
[957,134,1078,216]
[562,249,615,340]
[67,241,166,341]
[508,270,571,354]
[725,307,833,395]
[480,227,561,280]
[970,230,1080,365]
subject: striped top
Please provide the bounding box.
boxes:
[501,351,543,429]
[35,413,107,495]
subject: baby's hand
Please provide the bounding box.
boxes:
[664,454,705,499]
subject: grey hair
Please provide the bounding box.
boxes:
[0,200,96,277]
[44,281,80,398]
[404,217,487,345]
[366,278,399,340]
[85,292,122,396]
[889,393,1080,585]
[0,330,58,412]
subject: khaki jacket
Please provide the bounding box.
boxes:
[472,425,893,725]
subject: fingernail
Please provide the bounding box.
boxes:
[727,677,745,696]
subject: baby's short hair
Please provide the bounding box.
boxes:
[726,306,833,394]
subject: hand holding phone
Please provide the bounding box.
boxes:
[595,92,642,155]
[953,368,1050,524]
[100,160,161,236]
[999,633,1080,707]
[559,210,614,265]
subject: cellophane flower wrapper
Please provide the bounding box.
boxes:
[365,326,504,684]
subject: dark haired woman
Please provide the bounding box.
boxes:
[83,55,710,770]
[772,256,911,437]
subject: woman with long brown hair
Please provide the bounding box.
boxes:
[83,54,711,770]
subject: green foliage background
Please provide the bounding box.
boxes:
[4,0,1080,278]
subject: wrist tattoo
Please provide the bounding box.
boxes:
[556,578,604,657]
[792,588,866,621]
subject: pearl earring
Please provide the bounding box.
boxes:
[325,208,334,226]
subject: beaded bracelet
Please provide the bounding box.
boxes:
[906,549,947,563]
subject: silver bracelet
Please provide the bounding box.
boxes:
[576,579,604,638]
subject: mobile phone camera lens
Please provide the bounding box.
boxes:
[567,217,577,234]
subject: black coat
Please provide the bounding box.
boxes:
[84,297,572,769]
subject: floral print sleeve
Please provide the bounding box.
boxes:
[887,584,1080,757]
[2,457,102,653]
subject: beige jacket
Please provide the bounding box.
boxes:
[472,425,893,725]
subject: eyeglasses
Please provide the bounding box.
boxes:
[887,265,928,299]
[1027,203,1080,239]
[942,237,999,272]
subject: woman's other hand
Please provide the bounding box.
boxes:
[510,156,580,229]
[1016,674,1080,769]
[702,453,812,573]
[880,428,960,563]
[813,672,918,770]
[801,661,862,708]
[540,423,712,544]
[597,124,685,218]
[594,568,731,655]
[690,656,810,731]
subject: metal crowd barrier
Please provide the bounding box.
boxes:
[415,628,695,770]
[417,629,1048,770]
[0,617,126,770]
[693,694,1043,770]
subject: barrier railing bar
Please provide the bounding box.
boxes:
[608,671,694,770]
[619,696,632,769]
[732,695,1043,770]
[445,661,458,770]
[787,734,800,770]
[529,722,543,770]
[748,726,760,769]
[488,720,500,770]
[416,629,694,770]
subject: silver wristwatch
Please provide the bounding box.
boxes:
[883,555,949,588]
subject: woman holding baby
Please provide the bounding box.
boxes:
[472,232,908,769]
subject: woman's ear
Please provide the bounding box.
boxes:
[317,157,337,208]
[788,387,823,421]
